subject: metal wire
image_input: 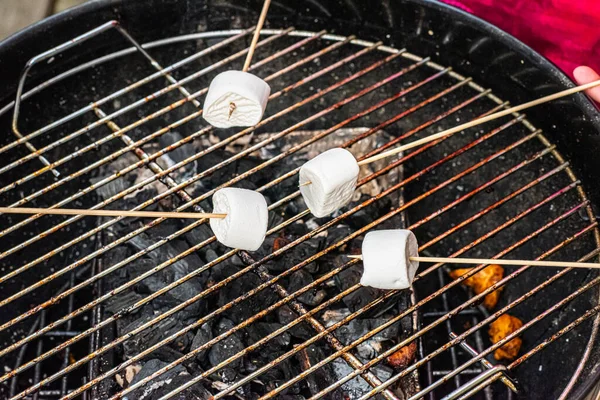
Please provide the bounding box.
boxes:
[0,26,598,400]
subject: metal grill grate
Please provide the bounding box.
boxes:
[0,23,599,400]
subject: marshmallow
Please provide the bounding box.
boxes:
[299,148,359,218]
[360,229,419,290]
[203,71,271,128]
[210,188,269,251]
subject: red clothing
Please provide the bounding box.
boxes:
[439,0,600,78]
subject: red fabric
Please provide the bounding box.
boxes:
[438,0,600,78]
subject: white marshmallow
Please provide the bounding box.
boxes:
[299,148,359,218]
[360,229,419,290]
[210,188,269,251]
[203,71,271,128]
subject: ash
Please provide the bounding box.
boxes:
[93,128,419,399]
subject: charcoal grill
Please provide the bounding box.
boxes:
[0,0,600,399]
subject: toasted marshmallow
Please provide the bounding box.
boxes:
[210,188,269,251]
[299,148,359,218]
[203,71,270,128]
[360,229,419,290]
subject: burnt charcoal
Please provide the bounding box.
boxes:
[371,364,393,381]
[217,273,277,323]
[190,323,213,363]
[131,367,211,400]
[159,131,196,164]
[125,187,160,212]
[172,331,194,353]
[209,257,240,282]
[103,246,132,282]
[284,200,301,216]
[185,224,216,255]
[336,319,401,345]
[146,219,183,239]
[277,306,313,340]
[89,175,132,200]
[162,240,208,308]
[126,233,156,254]
[145,345,190,366]
[286,221,311,236]
[244,356,260,373]
[259,358,298,396]
[245,322,291,351]
[163,240,206,283]
[267,211,285,229]
[264,239,322,273]
[230,253,245,267]
[336,319,401,359]
[122,315,187,360]
[343,287,390,316]
[335,265,383,313]
[325,224,354,249]
[204,249,218,263]
[206,249,244,267]
[286,270,326,306]
[195,150,237,189]
[213,367,237,383]
[128,238,207,317]
[331,359,382,400]
[128,359,190,400]
[128,258,154,278]
[346,206,372,230]
[115,304,154,339]
[104,291,144,315]
[160,375,212,400]
[229,178,258,191]
[104,245,131,264]
[208,318,244,369]
[296,345,344,400]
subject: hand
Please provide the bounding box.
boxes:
[573,66,600,102]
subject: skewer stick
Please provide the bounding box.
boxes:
[242,0,272,72]
[0,207,226,220]
[357,79,600,166]
[346,254,600,270]
[299,181,312,187]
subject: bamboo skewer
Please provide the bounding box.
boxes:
[242,0,272,72]
[300,79,600,189]
[0,207,226,220]
[357,78,600,166]
[346,254,600,270]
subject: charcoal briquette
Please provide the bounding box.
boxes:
[287,270,326,306]
[217,273,277,323]
[104,291,145,316]
[296,345,344,400]
[208,318,244,369]
[245,322,291,351]
[159,131,196,164]
[276,306,313,340]
[335,265,383,313]
[190,322,213,363]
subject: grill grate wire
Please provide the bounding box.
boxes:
[0,23,598,400]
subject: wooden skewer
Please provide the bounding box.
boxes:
[347,254,600,270]
[0,207,226,220]
[357,78,600,166]
[242,0,272,72]
[299,181,312,187]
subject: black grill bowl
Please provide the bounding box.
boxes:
[0,1,599,399]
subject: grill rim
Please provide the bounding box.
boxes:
[0,0,600,398]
